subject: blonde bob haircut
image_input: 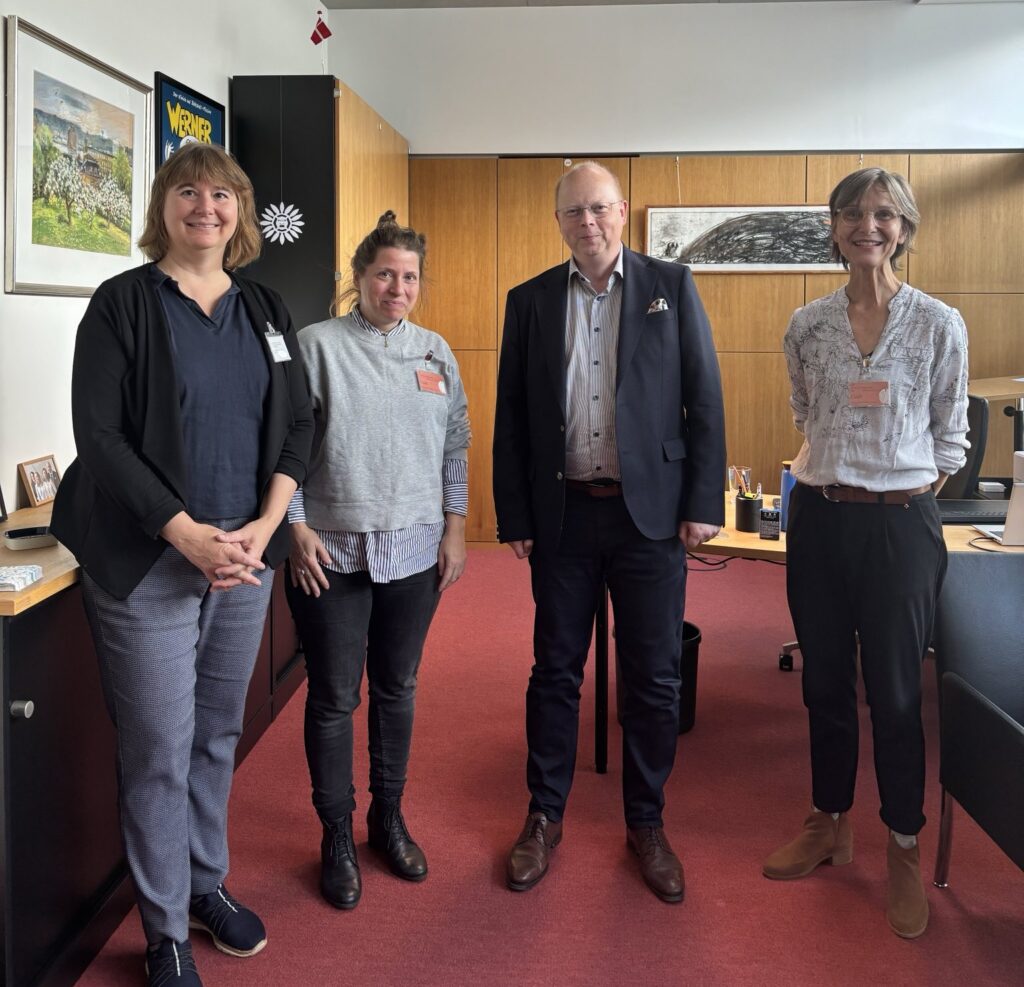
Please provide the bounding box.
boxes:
[138,143,262,269]
[829,167,920,271]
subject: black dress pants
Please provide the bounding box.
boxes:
[286,564,440,823]
[786,483,947,835]
[526,489,687,829]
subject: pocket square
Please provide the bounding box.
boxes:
[647,298,669,314]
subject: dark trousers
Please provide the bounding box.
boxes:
[286,564,440,822]
[527,489,687,829]
[786,483,947,835]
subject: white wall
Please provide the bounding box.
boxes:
[328,1,1024,154]
[0,1,326,508]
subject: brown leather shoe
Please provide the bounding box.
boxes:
[887,833,929,939]
[507,812,562,891]
[627,827,685,903]
[763,811,853,880]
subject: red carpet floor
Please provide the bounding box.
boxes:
[77,547,1023,986]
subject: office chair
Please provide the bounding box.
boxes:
[931,551,1024,887]
[938,394,989,500]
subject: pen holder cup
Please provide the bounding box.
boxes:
[735,496,763,533]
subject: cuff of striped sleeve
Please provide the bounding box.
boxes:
[286,487,307,524]
[442,458,468,516]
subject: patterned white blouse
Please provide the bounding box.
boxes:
[783,283,969,491]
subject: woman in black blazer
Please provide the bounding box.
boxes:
[51,144,312,987]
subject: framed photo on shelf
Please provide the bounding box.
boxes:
[17,455,61,508]
[154,72,225,168]
[645,205,844,273]
[4,16,151,295]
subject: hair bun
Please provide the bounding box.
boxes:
[377,210,398,228]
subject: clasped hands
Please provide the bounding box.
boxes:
[162,513,272,591]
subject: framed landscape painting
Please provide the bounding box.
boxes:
[4,17,151,295]
[646,205,845,273]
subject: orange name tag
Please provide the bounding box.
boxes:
[416,369,446,395]
[848,380,890,407]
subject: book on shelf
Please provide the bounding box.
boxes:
[0,565,43,592]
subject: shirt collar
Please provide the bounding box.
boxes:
[351,304,407,337]
[568,248,624,292]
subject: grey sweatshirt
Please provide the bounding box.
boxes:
[298,312,471,532]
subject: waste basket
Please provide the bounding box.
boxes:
[615,621,701,734]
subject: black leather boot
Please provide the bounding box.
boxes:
[320,815,361,909]
[367,798,428,882]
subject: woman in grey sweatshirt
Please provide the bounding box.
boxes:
[285,212,471,911]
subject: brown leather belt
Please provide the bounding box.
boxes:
[565,478,623,499]
[808,483,931,506]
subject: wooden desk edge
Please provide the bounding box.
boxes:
[1,505,81,617]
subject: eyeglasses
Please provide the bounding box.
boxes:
[556,200,623,220]
[836,206,902,225]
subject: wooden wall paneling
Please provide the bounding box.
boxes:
[334,82,410,307]
[628,156,682,253]
[677,155,806,206]
[410,158,498,350]
[497,158,564,328]
[558,156,631,261]
[454,349,498,542]
[806,154,911,203]
[694,274,803,352]
[908,153,1024,293]
[934,292,1024,479]
[719,352,800,500]
[805,272,849,303]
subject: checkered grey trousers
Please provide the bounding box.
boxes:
[82,533,273,945]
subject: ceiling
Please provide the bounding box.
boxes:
[322,1,1012,8]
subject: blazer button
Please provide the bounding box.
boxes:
[560,425,565,432]
[556,472,563,480]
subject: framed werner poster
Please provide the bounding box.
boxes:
[154,72,225,168]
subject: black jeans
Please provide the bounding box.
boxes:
[786,484,947,835]
[286,564,440,822]
[526,490,687,829]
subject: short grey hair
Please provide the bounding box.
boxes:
[554,161,624,208]
[828,167,920,270]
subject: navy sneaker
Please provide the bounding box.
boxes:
[188,884,267,958]
[145,939,202,986]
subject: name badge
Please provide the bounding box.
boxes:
[264,322,292,363]
[849,380,890,407]
[416,369,446,395]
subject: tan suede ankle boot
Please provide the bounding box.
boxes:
[763,811,853,880]
[886,833,928,939]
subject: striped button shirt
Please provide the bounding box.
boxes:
[564,251,624,481]
[287,309,468,584]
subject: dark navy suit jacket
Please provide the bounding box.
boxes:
[493,247,725,549]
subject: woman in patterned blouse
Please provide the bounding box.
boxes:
[762,168,969,941]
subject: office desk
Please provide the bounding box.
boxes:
[968,375,1024,478]
[592,491,1022,770]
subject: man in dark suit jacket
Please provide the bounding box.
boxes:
[493,162,726,903]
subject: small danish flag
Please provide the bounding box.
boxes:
[311,11,332,45]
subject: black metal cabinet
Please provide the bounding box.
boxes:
[230,75,337,333]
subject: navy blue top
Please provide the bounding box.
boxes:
[151,266,269,520]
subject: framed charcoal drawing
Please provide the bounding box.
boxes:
[154,72,225,168]
[645,205,845,273]
[4,17,151,295]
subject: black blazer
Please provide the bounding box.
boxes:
[51,263,314,599]
[493,247,726,549]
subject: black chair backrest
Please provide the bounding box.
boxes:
[939,394,989,500]
[933,551,1024,722]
